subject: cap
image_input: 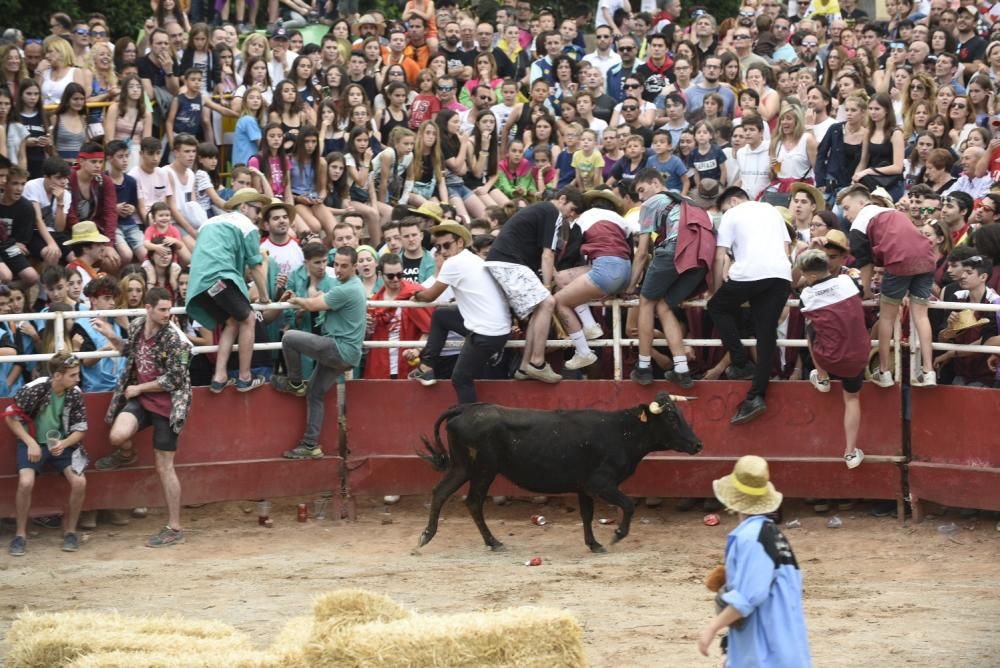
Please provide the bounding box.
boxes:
[270,27,289,40]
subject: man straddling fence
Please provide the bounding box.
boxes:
[272,246,367,460]
[4,352,88,556]
[94,287,192,548]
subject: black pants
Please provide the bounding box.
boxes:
[707,277,791,400]
[424,306,509,404]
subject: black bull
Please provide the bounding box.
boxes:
[416,392,703,553]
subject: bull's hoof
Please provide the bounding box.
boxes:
[416,531,432,548]
[489,542,507,552]
[410,547,423,556]
[589,543,607,554]
[611,531,626,544]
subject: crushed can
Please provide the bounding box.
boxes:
[531,514,547,526]
[703,513,721,526]
[598,518,616,525]
[297,503,308,522]
[525,557,543,566]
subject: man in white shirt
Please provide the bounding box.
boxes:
[23,157,72,264]
[707,187,792,425]
[260,198,303,275]
[582,25,622,77]
[734,115,771,201]
[409,223,511,403]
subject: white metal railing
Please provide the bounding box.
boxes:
[3,297,995,384]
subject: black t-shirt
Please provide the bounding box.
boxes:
[350,75,378,103]
[486,201,561,271]
[441,47,476,83]
[137,54,172,88]
[401,253,423,281]
[0,197,37,248]
[957,35,987,63]
[486,47,515,79]
[592,93,617,124]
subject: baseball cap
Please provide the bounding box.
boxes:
[270,26,289,40]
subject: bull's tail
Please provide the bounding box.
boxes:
[417,404,467,471]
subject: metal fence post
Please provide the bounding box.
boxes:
[53,312,65,353]
[612,299,623,381]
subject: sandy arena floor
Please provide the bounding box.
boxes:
[1,496,998,667]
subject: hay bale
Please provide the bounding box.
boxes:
[310,590,412,629]
[5,611,249,668]
[303,606,588,668]
[68,649,274,668]
[264,615,312,668]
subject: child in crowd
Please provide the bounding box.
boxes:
[249,123,293,204]
[572,129,605,191]
[194,142,227,217]
[607,134,649,188]
[105,140,145,265]
[233,87,266,167]
[689,121,729,187]
[142,235,182,297]
[497,140,535,200]
[143,201,191,267]
[166,69,212,146]
[647,129,689,195]
[290,126,336,238]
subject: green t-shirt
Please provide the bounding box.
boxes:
[186,211,263,329]
[321,275,368,367]
[36,391,65,443]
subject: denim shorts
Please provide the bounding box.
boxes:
[116,223,144,251]
[446,182,474,200]
[16,439,75,473]
[587,256,631,294]
[412,180,435,199]
[880,270,933,305]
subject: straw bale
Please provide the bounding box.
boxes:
[302,606,588,668]
[68,649,274,668]
[310,589,412,628]
[7,610,240,644]
[264,615,313,667]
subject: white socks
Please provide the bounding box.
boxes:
[638,354,651,370]
[575,305,597,329]
[673,355,689,374]
[569,330,590,356]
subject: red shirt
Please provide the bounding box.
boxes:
[801,275,870,378]
[408,95,440,130]
[136,331,172,417]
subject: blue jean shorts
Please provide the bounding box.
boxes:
[412,180,435,199]
[116,223,144,251]
[446,182,474,200]
[16,439,75,473]
[880,270,933,305]
[587,256,631,294]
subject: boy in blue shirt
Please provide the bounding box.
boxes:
[105,140,145,264]
[646,130,689,196]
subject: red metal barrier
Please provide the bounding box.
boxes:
[0,387,341,516]
[345,380,904,502]
[908,386,1000,520]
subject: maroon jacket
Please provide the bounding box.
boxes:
[674,201,717,294]
[68,169,118,239]
[849,206,935,277]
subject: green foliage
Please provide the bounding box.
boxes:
[4,0,148,41]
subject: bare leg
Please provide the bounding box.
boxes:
[657,304,687,358]
[843,390,861,456]
[524,296,555,366]
[554,269,598,334]
[463,193,486,219]
[62,467,86,534]
[14,469,35,537]
[294,204,322,233]
[236,314,256,381]
[909,301,934,372]
[876,301,899,373]
[212,318,240,384]
[155,450,182,530]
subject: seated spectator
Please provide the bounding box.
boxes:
[365,252,432,379]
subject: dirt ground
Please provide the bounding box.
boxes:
[1,496,998,667]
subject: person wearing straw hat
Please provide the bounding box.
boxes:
[63,221,111,296]
[186,187,273,394]
[933,255,1000,386]
[788,182,825,242]
[797,249,870,469]
[697,455,811,666]
[552,189,634,371]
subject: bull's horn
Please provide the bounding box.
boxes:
[648,401,664,414]
[669,395,698,402]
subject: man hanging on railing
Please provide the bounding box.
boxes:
[94,287,192,549]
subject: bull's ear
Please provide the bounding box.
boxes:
[639,409,648,423]
[669,395,697,402]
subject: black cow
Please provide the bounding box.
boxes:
[416,392,702,553]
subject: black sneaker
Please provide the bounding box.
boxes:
[62,533,80,552]
[664,369,694,388]
[730,396,767,425]
[8,535,25,556]
[725,362,756,380]
[630,366,654,386]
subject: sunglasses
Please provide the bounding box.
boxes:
[91,30,107,37]
[618,46,635,52]
[919,206,938,214]
[622,105,639,111]
[74,28,90,35]
[434,240,455,252]
[952,103,967,109]
[623,83,641,89]
[382,272,404,280]
[59,355,81,369]
[437,85,454,92]
[734,34,751,40]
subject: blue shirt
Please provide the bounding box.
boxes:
[232,116,262,167]
[647,155,688,191]
[113,173,140,229]
[721,515,812,668]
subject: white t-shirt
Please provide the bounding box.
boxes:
[261,237,304,275]
[23,178,71,232]
[129,165,173,225]
[166,166,195,206]
[734,142,771,201]
[810,117,836,145]
[595,0,627,28]
[717,201,792,283]
[437,249,511,336]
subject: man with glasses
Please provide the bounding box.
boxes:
[733,27,768,77]
[771,17,796,63]
[274,246,367,459]
[684,55,736,118]
[363,251,432,381]
[635,33,673,103]
[6,351,88,556]
[70,20,91,65]
[187,188,273,393]
[606,35,639,103]
[48,12,72,36]
[410,222,511,402]
[96,287,191,548]
[583,26,622,77]
[973,194,1000,226]
[475,22,515,80]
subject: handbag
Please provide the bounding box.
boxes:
[860,172,900,192]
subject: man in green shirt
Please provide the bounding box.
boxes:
[186,188,272,393]
[273,246,367,459]
[4,352,88,556]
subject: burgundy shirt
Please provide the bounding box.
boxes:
[850,206,936,277]
[136,331,172,417]
[800,274,870,378]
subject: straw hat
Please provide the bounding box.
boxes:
[869,187,895,208]
[260,197,297,224]
[224,187,272,210]
[712,455,783,515]
[823,229,850,252]
[63,221,110,246]
[940,309,990,341]
[790,182,826,211]
[408,201,444,224]
[688,178,721,210]
[583,189,625,215]
[429,222,472,246]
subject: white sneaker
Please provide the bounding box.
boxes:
[583,324,604,340]
[871,370,894,388]
[912,369,937,387]
[844,449,864,469]
[565,351,598,370]
[383,495,400,505]
[809,370,831,393]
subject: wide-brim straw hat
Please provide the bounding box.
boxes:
[940,309,991,341]
[583,189,625,215]
[869,187,895,208]
[64,221,110,246]
[224,187,272,210]
[408,201,444,223]
[712,455,783,515]
[261,197,297,224]
[689,178,721,209]
[429,222,472,246]
[790,182,826,212]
